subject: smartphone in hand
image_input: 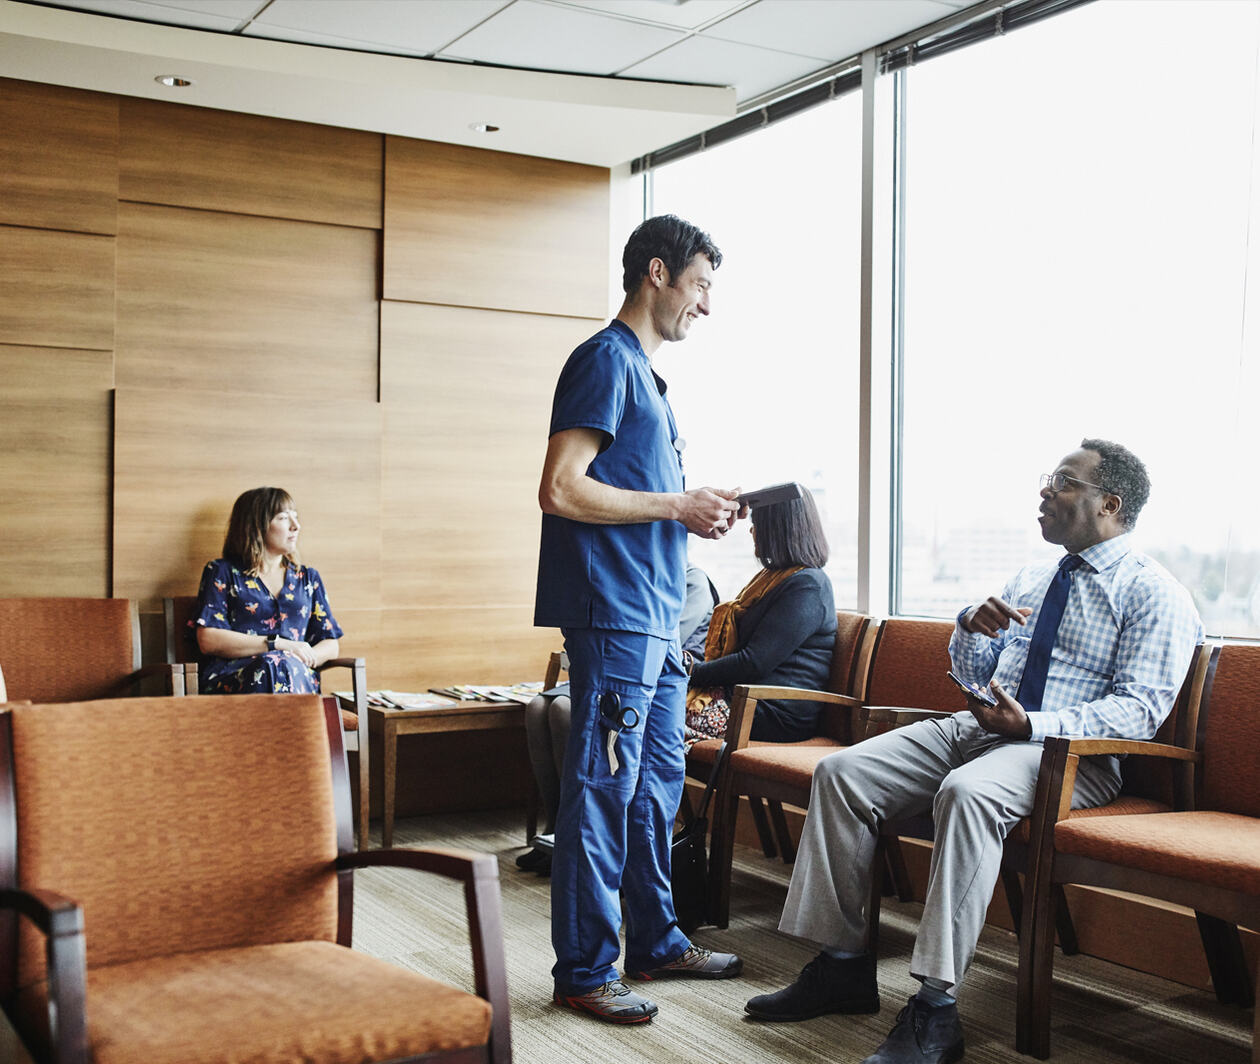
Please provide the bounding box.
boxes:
[947,670,998,706]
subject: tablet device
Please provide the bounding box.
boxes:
[736,482,804,508]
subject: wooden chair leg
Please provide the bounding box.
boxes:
[746,796,777,857]
[866,836,886,957]
[1196,911,1253,1006]
[1016,869,1057,1059]
[1052,885,1078,956]
[767,800,796,863]
[707,785,741,929]
[884,835,915,902]
[1002,864,1024,937]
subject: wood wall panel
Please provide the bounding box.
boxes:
[0,346,112,597]
[0,79,118,235]
[120,99,382,229]
[372,607,558,691]
[114,203,379,397]
[380,301,594,607]
[0,227,115,350]
[113,388,382,612]
[384,137,609,318]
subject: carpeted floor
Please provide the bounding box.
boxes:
[351,808,1252,1064]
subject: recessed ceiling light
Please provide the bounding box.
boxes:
[155,75,194,88]
[469,122,500,133]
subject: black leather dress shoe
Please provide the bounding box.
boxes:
[860,995,965,1064]
[515,846,551,873]
[744,952,879,1021]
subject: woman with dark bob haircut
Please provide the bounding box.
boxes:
[684,486,836,744]
[193,486,344,695]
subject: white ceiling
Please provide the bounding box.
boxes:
[2,0,978,166]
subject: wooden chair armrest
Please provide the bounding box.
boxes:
[736,685,860,706]
[0,888,88,1063]
[109,663,185,697]
[862,705,953,738]
[724,684,861,752]
[338,845,495,880]
[316,658,366,712]
[318,657,366,672]
[0,886,82,934]
[338,847,509,1060]
[1055,737,1200,762]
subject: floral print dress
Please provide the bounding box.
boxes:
[194,558,343,695]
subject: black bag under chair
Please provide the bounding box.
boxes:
[671,741,726,934]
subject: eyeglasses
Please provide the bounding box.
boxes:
[1040,472,1112,496]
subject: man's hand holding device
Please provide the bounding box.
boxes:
[948,670,1032,739]
[947,669,997,706]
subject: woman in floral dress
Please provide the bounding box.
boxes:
[195,486,343,694]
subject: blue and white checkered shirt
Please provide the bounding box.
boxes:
[949,533,1203,741]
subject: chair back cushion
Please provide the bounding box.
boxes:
[864,618,958,711]
[1118,643,1205,805]
[825,611,869,695]
[11,694,338,988]
[1199,643,1260,817]
[164,596,200,666]
[815,612,871,743]
[0,599,138,702]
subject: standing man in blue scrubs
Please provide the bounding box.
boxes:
[536,215,745,1024]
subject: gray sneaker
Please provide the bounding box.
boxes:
[553,979,658,1024]
[627,944,743,980]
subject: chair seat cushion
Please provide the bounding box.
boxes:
[1006,795,1169,844]
[686,734,836,771]
[320,696,358,731]
[1054,810,1260,894]
[15,940,491,1064]
[729,740,846,791]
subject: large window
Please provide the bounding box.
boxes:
[650,97,862,604]
[897,0,1260,635]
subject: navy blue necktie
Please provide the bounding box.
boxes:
[1017,554,1083,713]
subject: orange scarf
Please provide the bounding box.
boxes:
[686,565,803,712]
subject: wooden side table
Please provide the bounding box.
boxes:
[368,699,526,847]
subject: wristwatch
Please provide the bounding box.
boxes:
[266,634,278,651]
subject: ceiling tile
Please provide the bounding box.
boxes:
[545,0,752,32]
[249,0,509,55]
[33,0,247,31]
[128,0,261,15]
[438,0,685,77]
[620,33,826,102]
[703,0,961,62]
[240,22,431,57]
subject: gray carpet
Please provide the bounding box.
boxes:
[351,808,1252,1064]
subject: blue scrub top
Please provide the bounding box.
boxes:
[534,320,687,639]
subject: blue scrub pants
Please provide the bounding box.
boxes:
[551,627,690,994]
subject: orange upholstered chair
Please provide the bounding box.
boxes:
[165,595,370,850]
[811,617,961,950]
[705,611,879,928]
[0,598,184,701]
[1017,641,1258,1061]
[0,694,511,1064]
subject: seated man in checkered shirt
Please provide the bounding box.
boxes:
[745,438,1203,1064]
